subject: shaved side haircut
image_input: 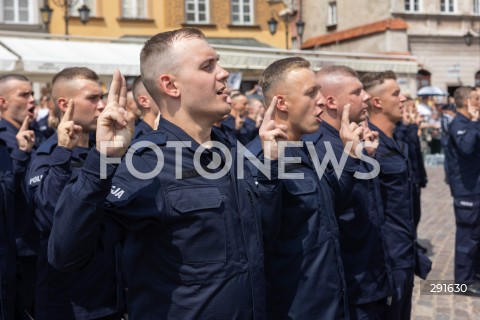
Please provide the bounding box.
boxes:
[140,27,206,104]
[260,57,311,105]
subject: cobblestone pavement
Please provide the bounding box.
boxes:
[411,166,480,319]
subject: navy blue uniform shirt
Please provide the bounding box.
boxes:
[446,113,480,197]
[132,119,153,141]
[25,134,124,319]
[48,118,266,319]
[304,122,393,305]
[249,138,353,319]
[369,123,416,270]
[0,138,19,320]
[0,119,39,257]
[222,115,257,145]
[394,123,427,187]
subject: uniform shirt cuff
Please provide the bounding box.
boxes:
[10,148,30,162]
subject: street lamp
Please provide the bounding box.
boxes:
[267,8,303,50]
[40,0,91,35]
[464,29,479,68]
[295,19,305,47]
[464,31,474,47]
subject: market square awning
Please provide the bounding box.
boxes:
[0,36,142,76]
[0,34,418,77]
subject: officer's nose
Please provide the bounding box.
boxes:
[98,98,106,112]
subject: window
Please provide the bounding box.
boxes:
[2,0,33,23]
[122,0,146,18]
[327,1,337,26]
[440,0,454,12]
[405,0,420,12]
[69,0,96,17]
[185,0,209,24]
[474,0,480,14]
[231,0,254,25]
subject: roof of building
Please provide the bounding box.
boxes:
[302,18,409,49]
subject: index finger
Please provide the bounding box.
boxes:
[362,112,369,129]
[61,99,74,123]
[107,69,123,106]
[20,114,31,131]
[118,74,127,109]
[341,104,351,128]
[263,96,278,125]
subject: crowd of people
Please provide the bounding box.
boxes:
[0,27,478,320]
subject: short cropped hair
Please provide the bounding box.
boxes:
[316,65,358,79]
[132,75,144,108]
[52,67,99,87]
[140,28,206,102]
[360,70,397,92]
[51,67,100,106]
[260,57,311,105]
[0,74,30,95]
[453,86,475,109]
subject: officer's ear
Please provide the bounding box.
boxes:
[325,95,337,110]
[0,96,6,110]
[57,97,69,113]
[158,74,179,98]
[276,95,288,112]
[371,97,382,110]
[138,95,151,110]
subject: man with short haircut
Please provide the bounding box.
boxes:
[361,71,431,320]
[446,86,480,295]
[25,67,124,319]
[131,75,160,140]
[0,74,39,317]
[394,97,428,241]
[48,28,266,319]
[305,65,393,319]
[256,57,371,319]
[222,92,256,144]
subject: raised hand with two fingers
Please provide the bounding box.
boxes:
[95,70,135,158]
[339,104,364,158]
[16,115,35,153]
[259,96,288,160]
[57,99,83,150]
[467,98,479,122]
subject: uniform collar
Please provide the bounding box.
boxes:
[0,118,19,133]
[158,117,229,153]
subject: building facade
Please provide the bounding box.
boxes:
[0,1,419,94]
[301,0,479,96]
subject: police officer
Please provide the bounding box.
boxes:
[131,75,160,140]
[304,65,393,319]
[222,93,257,145]
[394,98,428,236]
[445,86,480,295]
[255,57,367,319]
[0,116,35,320]
[25,67,124,319]
[361,71,431,320]
[48,28,266,319]
[0,74,39,317]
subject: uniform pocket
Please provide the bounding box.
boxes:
[454,197,480,226]
[166,186,226,264]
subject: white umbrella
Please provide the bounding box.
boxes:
[417,86,447,96]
